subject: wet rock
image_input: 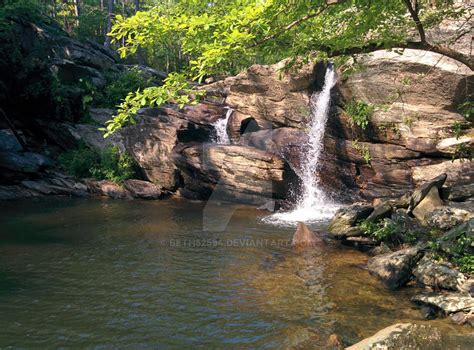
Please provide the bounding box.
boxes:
[346,323,442,350]
[412,186,444,225]
[123,179,161,199]
[292,223,322,248]
[451,311,474,326]
[326,333,343,349]
[328,204,373,238]
[367,246,424,289]
[411,293,474,314]
[365,202,393,223]
[408,173,447,213]
[413,255,466,291]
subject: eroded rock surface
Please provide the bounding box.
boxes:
[173,144,296,204]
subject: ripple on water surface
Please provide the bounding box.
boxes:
[0,198,470,349]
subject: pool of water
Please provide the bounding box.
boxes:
[0,197,470,348]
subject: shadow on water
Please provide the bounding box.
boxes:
[0,197,471,349]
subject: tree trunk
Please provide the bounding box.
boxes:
[73,0,81,17]
[104,0,113,48]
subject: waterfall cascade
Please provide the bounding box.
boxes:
[265,66,340,225]
[213,108,233,144]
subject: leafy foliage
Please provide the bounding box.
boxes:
[453,254,474,274]
[102,73,204,137]
[351,139,372,164]
[59,145,140,183]
[97,68,154,109]
[346,101,373,129]
[360,219,400,241]
[428,226,474,273]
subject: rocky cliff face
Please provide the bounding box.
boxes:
[0,17,472,204]
[207,51,473,202]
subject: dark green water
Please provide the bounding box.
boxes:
[0,197,470,349]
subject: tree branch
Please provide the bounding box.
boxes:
[403,0,427,42]
[319,41,473,70]
[249,1,347,48]
[250,6,327,47]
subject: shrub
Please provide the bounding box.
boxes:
[351,139,372,164]
[360,219,399,241]
[90,146,140,183]
[94,68,153,109]
[345,101,374,129]
[59,145,139,183]
[453,254,474,273]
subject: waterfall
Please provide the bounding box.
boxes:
[213,108,233,144]
[265,65,340,225]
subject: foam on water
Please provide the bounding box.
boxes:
[265,66,340,226]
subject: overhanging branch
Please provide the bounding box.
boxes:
[319,41,473,70]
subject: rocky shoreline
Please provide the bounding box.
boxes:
[325,173,473,348]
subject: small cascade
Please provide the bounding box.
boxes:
[265,65,340,225]
[212,108,233,144]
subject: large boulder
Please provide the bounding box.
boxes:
[413,255,466,291]
[210,60,317,131]
[121,107,214,191]
[172,144,297,204]
[123,179,161,199]
[336,49,473,200]
[367,246,424,289]
[408,173,447,212]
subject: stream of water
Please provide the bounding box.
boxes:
[1,197,470,349]
[266,66,340,226]
[212,108,233,144]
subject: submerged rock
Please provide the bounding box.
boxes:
[346,323,442,350]
[292,223,323,248]
[367,246,424,289]
[413,255,466,291]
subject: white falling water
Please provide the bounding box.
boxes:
[265,66,340,225]
[213,108,233,144]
